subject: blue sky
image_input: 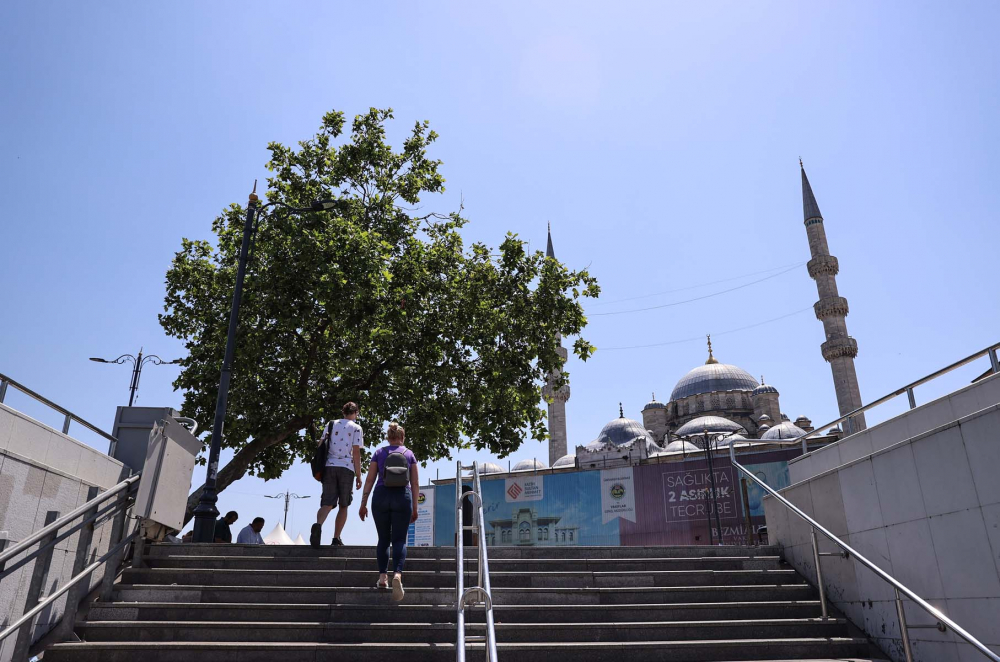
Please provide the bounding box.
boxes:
[2,1,998,544]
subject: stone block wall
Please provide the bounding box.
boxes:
[765,402,1000,661]
[0,403,127,661]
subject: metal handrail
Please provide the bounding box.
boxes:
[0,474,140,566]
[795,341,1000,452]
[455,461,499,662]
[0,529,138,644]
[729,442,1000,661]
[0,371,120,456]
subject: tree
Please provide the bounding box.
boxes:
[160,108,599,522]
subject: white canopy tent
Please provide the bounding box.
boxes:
[263,522,295,545]
[293,533,307,546]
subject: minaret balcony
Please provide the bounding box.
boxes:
[814,296,850,320]
[807,255,840,278]
[821,336,859,361]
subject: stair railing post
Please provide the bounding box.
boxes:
[740,478,754,546]
[12,511,59,662]
[809,527,828,619]
[906,387,917,410]
[53,487,99,641]
[990,347,1000,374]
[895,588,915,662]
[99,490,132,602]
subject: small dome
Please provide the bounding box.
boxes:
[662,439,701,453]
[552,454,576,468]
[675,415,747,438]
[781,413,790,421]
[670,364,759,401]
[596,415,654,448]
[479,462,504,474]
[830,425,843,434]
[715,433,753,448]
[512,458,547,471]
[761,421,807,440]
[643,393,666,410]
[753,383,779,396]
[757,414,772,423]
[511,460,548,471]
[794,415,812,427]
[758,423,771,433]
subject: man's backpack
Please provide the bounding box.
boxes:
[382,448,410,488]
[310,422,331,482]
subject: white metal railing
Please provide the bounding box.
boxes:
[0,474,140,661]
[0,371,120,456]
[455,461,498,662]
[795,341,1000,452]
[727,342,1000,662]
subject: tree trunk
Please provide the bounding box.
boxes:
[183,416,312,526]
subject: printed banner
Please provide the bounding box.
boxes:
[504,476,544,503]
[600,467,636,524]
[408,486,435,547]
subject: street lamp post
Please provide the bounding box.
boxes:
[89,349,180,406]
[191,185,337,543]
[265,492,311,530]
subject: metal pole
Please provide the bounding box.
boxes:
[100,490,131,602]
[128,350,143,407]
[705,432,723,545]
[906,387,916,410]
[455,461,465,662]
[284,492,290,531]
[991,347,1000,374]
[61,414,71,435]
[192,187,259,543]
[895,588,915,662]
[740,478,754,547]
[0,378,8,403]
[809,527,828,619]
[13,511,59,662]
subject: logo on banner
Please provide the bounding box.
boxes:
[601,467,636,524]
[417,492,426,505]
[505,477,543,502]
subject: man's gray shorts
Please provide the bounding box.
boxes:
[321,466,355,508]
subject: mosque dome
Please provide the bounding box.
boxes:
[512,458,547,471]
[671,363,760,401]
[716,433,753,448]
[596,410,655,448]
[552,454,576,468]
[675,415,748,438]
[753,382,779,396]
[757,414,773,423]
[643,393,666,410]
[662,439,701,453]
[479,462,504,474]
[761,421,807,440]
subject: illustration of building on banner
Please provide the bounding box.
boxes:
[487,507,580,546]
[601,467,637,524]
[407,486,435,547]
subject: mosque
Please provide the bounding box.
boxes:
[484,163,863,474]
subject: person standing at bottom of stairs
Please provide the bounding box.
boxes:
[312,401,364,548]
[359,421,419,602]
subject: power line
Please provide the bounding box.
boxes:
[596,307,813,351]
[587,261,806,307]
[589,263,804,316]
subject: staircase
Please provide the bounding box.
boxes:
[47,542,886,662]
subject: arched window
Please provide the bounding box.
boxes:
[537,527,543,540]
[568,531,574,542]
[544,529,549,540]
[519,521,530,542]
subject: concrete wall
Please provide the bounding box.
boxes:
[765,402,1000,661]
[0,403,127,661]
[789,372,1000,485]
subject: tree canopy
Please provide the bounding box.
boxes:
[160,108,598,518]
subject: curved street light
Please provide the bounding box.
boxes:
[191,184,338,544]
[265,491,312,531]
[89,348,180,406]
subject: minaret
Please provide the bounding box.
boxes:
[542,224,571,464]
[801,162,866,432]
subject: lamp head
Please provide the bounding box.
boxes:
[311,198,338,211]
[89,358,108,363]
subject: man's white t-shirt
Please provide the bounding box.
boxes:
[323,418,363,472]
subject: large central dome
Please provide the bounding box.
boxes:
[670,362,760,401]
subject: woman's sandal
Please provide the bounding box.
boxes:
[375,578,390,590]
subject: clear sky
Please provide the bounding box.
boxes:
[2,1,998,544]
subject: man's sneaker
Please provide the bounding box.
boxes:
[310,523,322,549]
[332,537,345,546]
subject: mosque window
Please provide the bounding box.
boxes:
[569,531,574,541]
[538,527,543,539]
[544,529,549,540]
[726,395,735,408]
[519,522,530,542]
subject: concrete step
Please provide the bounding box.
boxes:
[77,618,850,643]
[146,543,781,560]
[45,638,875,662]
[122,567,802,589]
[147,554,784,572]
[88,600,827,624]
[114,583,818,606]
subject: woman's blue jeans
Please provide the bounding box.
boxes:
[372,485,412,574]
